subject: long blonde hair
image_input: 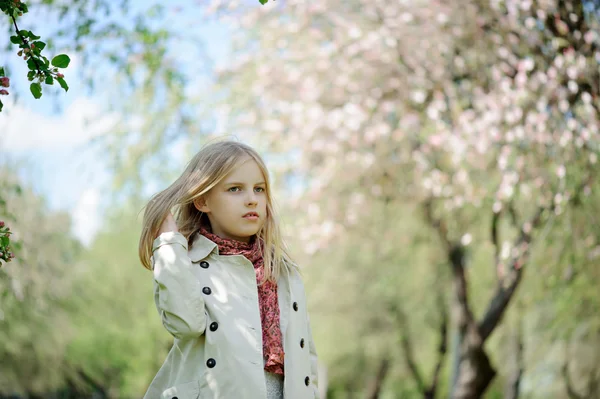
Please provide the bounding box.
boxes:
[138,140,294,283]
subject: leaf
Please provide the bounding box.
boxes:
[57,77,69,92]
[27,58,37,70]
[30,82,42,99]
[0,67,4,77]
[33,41,46,51]
[259,0,268,3]
[0,99,3,112]
[10,35,21,44]
[45,76,54,85]
[51,54,70,68]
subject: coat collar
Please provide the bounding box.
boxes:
[188,233,219,262]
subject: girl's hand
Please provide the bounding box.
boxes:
[158,212,179,236]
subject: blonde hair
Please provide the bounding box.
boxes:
[138,140,294,283]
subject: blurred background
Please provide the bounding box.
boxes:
[1,0,600,398]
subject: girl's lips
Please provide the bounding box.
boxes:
[243,212,259,220]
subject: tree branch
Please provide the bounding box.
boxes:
[365,356,392,399]
[390,302,427,394]
[11,15,43,74]
[562,358,585,399]
[504,313,524,399]
[480,173,594,341]
[423,198,477,336]
[491,208,502,282]
[425,292,448,399]
[478,204,543,341]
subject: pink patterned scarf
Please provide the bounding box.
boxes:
[199,227,285,375]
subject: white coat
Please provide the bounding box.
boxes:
[143,232,319,399]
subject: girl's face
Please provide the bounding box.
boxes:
[197,157,268,243]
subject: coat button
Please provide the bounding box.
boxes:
[210,322,219,332]
[293,302,298,311]
[300,338,305,348]
[202,287,212,295]
[206,358,216,368]
[199,261,209,268]
[305,376,310,386]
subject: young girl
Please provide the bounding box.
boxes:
[138,141,319,399]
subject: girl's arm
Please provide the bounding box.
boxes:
[152,230,207,339]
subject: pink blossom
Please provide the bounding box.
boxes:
[0,77,9,88]
[0,89,9,96]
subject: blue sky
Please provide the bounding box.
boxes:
[0,1,234,245]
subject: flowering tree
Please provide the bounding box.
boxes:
[208,0,600,397]
[0,0,70,112]
[0,0,211,265]
[0,0,72,266]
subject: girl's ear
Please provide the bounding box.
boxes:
[193,197,210,213]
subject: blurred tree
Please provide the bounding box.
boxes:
[64,202,169,397]
[0,0,187,263]
[63,0,600,397]
[0,167,83,396]
[0,179,171,397]
[200,0,600,397]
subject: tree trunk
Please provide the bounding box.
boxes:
[365,357,391,399]
[451,323,496,398]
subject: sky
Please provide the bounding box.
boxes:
[0,1,234,246]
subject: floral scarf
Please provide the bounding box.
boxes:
[199,227,285,375]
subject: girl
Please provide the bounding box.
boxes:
[138,141,319,399]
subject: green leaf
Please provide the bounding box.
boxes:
[30,82,42,99]
[0,67,4,77]
[10,35,21,44]
[57,77,69,92]
[0,99,3,112]
[51,54,70,68]
[30,33,41,40]
[19,30,30,38]
[259,0,268,3]
[27,70,35,80]
[45,75,54,85]
[27,58,36,70]
[33,41,46,51]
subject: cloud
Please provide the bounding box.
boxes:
[71,187,101,247]
[0,96,119,151]
[0,93,116,246]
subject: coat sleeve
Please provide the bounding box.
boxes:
[152,231,207,339]
[307,314,320,399]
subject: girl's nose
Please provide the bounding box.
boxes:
[246,191,258,205]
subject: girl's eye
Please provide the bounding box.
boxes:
[228,187,241,192]
[255,187,265,193]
